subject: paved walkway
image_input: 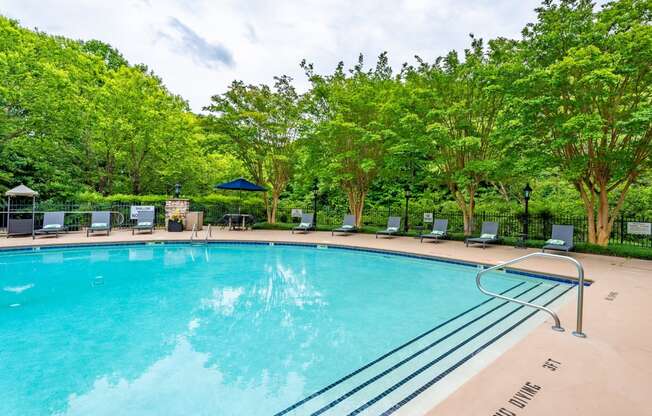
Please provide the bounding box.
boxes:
[2,229,651,416]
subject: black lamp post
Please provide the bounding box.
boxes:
[312,179,319,228]
[523,183,532,241]
[404,185,411,233]
[174,183,181,198]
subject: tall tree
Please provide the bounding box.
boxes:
[400,37,517,234]
[92,65,198,195]
[301,53,397,227]
[515,0,652,245]
[204,76,301,222]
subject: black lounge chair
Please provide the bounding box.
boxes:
[33,212,66,239]
[465,221,500,248]
[376,216,401,238]
[332,214,357,236]
[132,209,155,234]
[292,213,314,234]
[87,211,111,236]
[420,219,448,243]
[542,224,575,253]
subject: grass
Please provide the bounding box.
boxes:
[252,222,652,260]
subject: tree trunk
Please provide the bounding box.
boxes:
[346,188,366,228]
[131,172,141,195]
[596,186,611,246]
[576,177,633,247]
[263,191,272,223]
[461,209,474,236]
[269,189,280,224]
[451,184,476,236]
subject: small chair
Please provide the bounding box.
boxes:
[542,224,575,253]
[332,214,358,236]
[33,212,66,239]
[292,213,315,234]
[132,209,155,234]
[87,212,111,237]
[376,216,402,238]
[465,221,500,248]
[420,219,448,243]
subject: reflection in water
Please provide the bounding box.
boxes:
[57,338,305,416]
[201,287,244,316]
[163,248,186,266]
[128,248,153,262]
[3,283,34,293]
[90,250,110,263]
[42,251,64,264]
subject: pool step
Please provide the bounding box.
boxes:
[276,281,573,416]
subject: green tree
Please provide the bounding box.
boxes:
[204,75,302,222]
[92,65,201,195]
[515,0,652,245]
[301,53,397,226]
[400,37,517,234]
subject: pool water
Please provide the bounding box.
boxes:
[0,243,558,415]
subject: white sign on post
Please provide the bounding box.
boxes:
[626,222,652,235]
[291,209,303,218]
[130,205,155,220]
[423,213,433,223]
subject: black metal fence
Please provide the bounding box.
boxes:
[0,201,167,232]
[1,200,650,248]
[273,205,652,248]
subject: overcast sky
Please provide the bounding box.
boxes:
[2,0,548,112]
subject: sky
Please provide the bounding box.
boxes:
[1,0,547,112]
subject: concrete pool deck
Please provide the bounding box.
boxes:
[1,229,650,416]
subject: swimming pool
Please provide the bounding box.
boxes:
[0,243,575,415]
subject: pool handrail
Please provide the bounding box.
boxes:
[205,224,211,242]
[475,251,586,337]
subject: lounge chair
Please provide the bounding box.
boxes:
[332,214,358,236]
[87,211,111,237]
[542,224,575,253]
[376,216,402,238]
[465,221,500,248]
[292,213,314,234]
[420,219,448,243]
[132,209,155,234]
[33,212,66,239]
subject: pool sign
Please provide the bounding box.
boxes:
[423,213,433,223]
[130,205,155,220]
[626,222,652,235]
[291,208,303,218]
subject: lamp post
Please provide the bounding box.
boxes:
[404,185,411,233]
[174,183,181,198]
[312,179,318,228]
[523,183,532,241]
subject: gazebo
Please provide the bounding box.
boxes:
[5,184,38,237]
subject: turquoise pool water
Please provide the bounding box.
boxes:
[0,243,557,415]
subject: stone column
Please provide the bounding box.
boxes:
[165,199,190,226]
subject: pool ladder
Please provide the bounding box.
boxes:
[190,223,211,245]
[476,252,586,338]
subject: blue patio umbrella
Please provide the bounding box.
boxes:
[215,178,266,213]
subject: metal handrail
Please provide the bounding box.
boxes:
[205,224,211,242]
[476,252,586,337]
[190,223,198,242]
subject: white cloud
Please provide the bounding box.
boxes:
[1,0,553,111]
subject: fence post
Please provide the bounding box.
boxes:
[620,213,624,244]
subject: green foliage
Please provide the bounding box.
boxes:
[2,1,652,252]
[0,16,220,199]
[300,53,398,226]
[204,75,302,222]
[511,0,652,244]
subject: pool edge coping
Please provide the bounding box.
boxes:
[0,238,592,286]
